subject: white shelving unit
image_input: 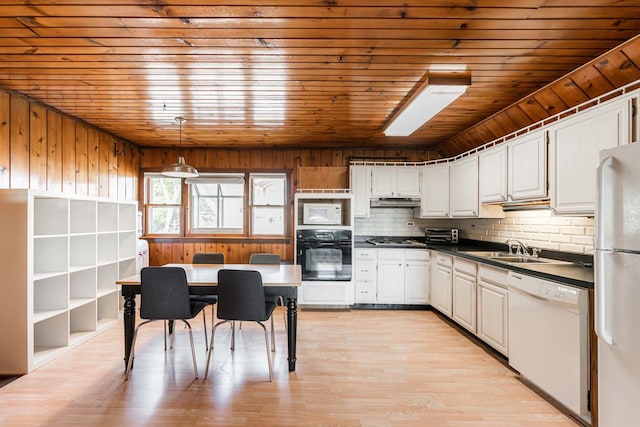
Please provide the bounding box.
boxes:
[0,189,137,375]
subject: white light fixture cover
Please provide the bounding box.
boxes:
[162,117,199,178]
[384,77,470,137]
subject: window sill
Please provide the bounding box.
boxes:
[142,235,291,244]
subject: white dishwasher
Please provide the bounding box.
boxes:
[508,271,590,422]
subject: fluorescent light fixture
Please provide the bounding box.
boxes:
[384,76,470,137]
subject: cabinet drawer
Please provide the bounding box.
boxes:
[478,265,509,288]
[355,263,376,281]
[454,257,476,276]
[354,281,376,303]
[355,249,377,260]
[377,249,404,260]
[433,253,452,267]
[405,249,429,262]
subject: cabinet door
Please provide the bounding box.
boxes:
[396,168,421,197]
[479,145,508,203]
[420,164,450,217]
[350,166,371,218]
[431,263,452,317]
[354,249,377,303]
[549,98,630,215]
[508,130,547,200]
[404,251,429,304]
[452,270,477,333]
[377,250,405,303]
[477,281,508,356]
[371,167,397,197]
[451,155,479,217]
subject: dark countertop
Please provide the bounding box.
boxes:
[355,238,594,290]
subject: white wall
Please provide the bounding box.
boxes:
[354,208,595,254]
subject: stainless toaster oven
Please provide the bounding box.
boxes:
[425,228,459,244]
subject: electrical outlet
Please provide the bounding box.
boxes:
[407,221,415,227]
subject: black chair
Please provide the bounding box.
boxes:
[249,253,287,331]
[125,267,208,379]
[190,252,224,349]
[204,269,277,381]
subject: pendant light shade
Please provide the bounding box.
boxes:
[162,117,198,178]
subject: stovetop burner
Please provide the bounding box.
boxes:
[366,238,427,247]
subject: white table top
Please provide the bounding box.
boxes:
[116,263,302,287]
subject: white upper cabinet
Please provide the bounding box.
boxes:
[350,165,371,218]
[451,155,479,217]
[419,164,450,218]
[479,144,508,203]
[507,129,548,201]
[371,167,420,198]
[549,97,631,215]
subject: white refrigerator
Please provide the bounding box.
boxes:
[595,142,640,426]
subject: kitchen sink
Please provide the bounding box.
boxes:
[461,250,571,265]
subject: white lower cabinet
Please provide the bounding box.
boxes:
[477,265,509,356]
[354,249,377,303]
[377,249,405,303]
[404,250,430,304]
[430,253,453,316]
[354,248,429,304]
[452,257,477,333]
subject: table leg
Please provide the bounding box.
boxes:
[286,296,297,371]
[122,292,136,369]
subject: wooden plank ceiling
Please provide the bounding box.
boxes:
[1,1,640,156]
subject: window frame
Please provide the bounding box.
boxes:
[142,170,290,240]
[143,174,184,236]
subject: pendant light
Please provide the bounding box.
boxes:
[161,116,199,178]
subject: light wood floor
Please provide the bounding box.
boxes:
[0,309,579,426]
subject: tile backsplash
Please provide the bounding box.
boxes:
[354,207,594,254]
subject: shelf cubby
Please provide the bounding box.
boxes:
[33,275,68,319]
[97,292,120,326]
[97,233,118,264]
[97,202,118,233]
[118,231,137,259]
[70,200,96,234]
[70,267,97,302]
[33,236,68,275]
[119,203,137,231]
[34,197,68,236]
[97,263,118,294]
[119,258,137,279]
[33,312,69,353]
[70,301,97,338]
[70,234,97,269]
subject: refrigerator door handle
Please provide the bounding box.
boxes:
[595,250,614,345]
[596,155,614,249]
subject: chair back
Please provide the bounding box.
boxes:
[249,253,280,265]
[217,269,269,321]
[193,252,224,264]
[139,267,192,320]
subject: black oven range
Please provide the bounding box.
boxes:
[296,229,352,281]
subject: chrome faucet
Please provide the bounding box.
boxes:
[506,239,529,256]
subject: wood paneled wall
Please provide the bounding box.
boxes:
[140,147,440,265]
[0,89,139,200]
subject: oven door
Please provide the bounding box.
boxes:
[297,242,352,281]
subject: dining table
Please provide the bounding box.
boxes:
[116,263,302,372]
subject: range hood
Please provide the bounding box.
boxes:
[370,197,421,208]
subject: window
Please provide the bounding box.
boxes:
[143,172,288,237]
[188,175,245,234]
[145,175,182,234]
[251,174,286,235]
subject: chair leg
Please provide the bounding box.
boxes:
[201,310,209,350]
[125,319,154,379]
[258,321,273,382]
[270,315,275,353]
[163,321,167,351]
[205,320,228,379]
[278,296,287,331]
[182,320,199,379]
[231,321,236,351]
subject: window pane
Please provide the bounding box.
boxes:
[253,207,284,235]
[149,177,181,204]
[221,198,244,230]
[220,183,244,196]
[149,206,180,234]
[196,198,217,228]
[253,176,284,205]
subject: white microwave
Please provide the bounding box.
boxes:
[302,203,343,225]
